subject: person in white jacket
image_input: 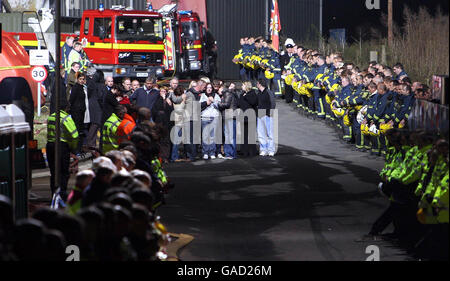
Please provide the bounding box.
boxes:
[199,83,221,159]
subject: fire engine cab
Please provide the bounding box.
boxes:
[159,4,211,77]
[62,5,166,80]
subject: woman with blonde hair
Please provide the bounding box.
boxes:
[238,81,258,157]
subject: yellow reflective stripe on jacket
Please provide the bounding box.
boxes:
[47,111,79,148]
[102,114,121,153]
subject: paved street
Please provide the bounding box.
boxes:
[158,100,410,261]
[30,100,411,261]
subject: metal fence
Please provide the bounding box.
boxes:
[408,99,449,134]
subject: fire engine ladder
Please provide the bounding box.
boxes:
[21,11,48,50]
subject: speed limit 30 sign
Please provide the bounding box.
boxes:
[31,66,48,83]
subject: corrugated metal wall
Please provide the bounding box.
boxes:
[206,0,321,80]
[0,13,27,32]
[206,0,266,80]
[61,0,147,18]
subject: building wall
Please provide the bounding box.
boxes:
[151,0,208,27]
[206,0,321,80]
[60,0,147,18]
[206,0,266,80]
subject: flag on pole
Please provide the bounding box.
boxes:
[270,0,281,52]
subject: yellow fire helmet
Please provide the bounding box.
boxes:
[361,124,368,135]
[265,70,275,79]
[154,220,168,235]
[333,107,345,117]
[233,54,242,65]
[285,74,295,85]
[365,124,371,135]
[292,80,301,93]
[330,83,340,92]
[380,123,394,134]
[343,114,351,126]
[301,83,313,97]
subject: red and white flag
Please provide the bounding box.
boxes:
[270,0,282,51]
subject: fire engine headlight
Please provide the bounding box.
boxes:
[115,68,127,75]
[155,68,163,76]
[189,61,201,71]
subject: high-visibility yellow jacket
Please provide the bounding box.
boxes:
[47,110,79,151]
[102,113,121,154]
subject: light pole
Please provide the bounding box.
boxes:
[388,0,393,47]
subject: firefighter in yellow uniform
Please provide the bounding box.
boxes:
[46,100,79,201]
[102,105,125,154]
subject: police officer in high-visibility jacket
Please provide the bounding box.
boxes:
[417,140,449,225]
[102,105,126,154]
[67,42,90,74]
[46,99,79,200]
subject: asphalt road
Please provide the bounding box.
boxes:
[158,100,410,261]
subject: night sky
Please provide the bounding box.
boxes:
[322,0,449,41]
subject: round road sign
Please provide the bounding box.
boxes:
[31,66,48,83]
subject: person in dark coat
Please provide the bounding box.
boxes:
[129,77,160,112]
[66,62,81,100]
[101,84,120,126]
[151,86,174,162]
[217,82,239,159]
[85,68,104,149]
[69,72,87,154]
[238,81,258,157]
[50,69,69,115]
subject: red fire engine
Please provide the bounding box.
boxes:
[0,30,43,108]
[61,6,166,80]
[159,4,214,77]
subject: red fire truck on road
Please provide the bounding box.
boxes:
[61,7,166,80]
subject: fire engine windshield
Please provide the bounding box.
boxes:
[181,22,200,41]
[116,16,163,42]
